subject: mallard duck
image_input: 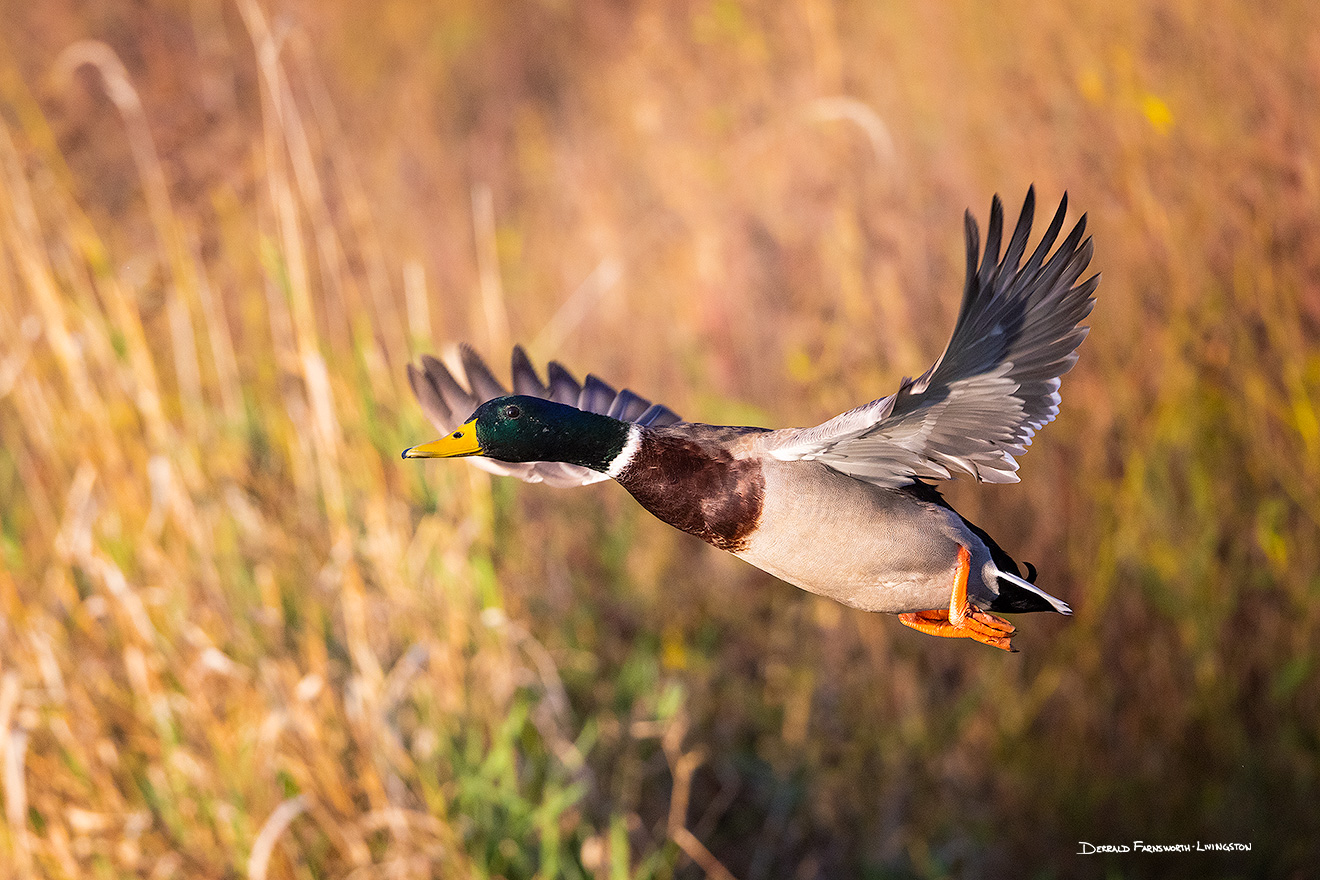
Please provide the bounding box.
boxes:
[404,188,1097,651]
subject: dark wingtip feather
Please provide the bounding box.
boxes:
[607,389,651,421]
[409,359,458,431]
[1023,193,1070,278]
[420,353,478,423]
[957,210,982,326]
[964,209,980,280]
[979,194,1005,288]
[511,345,548,397]
[579,374,617,414]
[459,344,508,400]
[1001,187,1037,274]
[545,361,582,405]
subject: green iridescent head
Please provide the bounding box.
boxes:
[403,395,631,472]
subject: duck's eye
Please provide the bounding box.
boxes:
[503,404,521,420]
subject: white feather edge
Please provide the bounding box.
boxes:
[995,567,1072,615]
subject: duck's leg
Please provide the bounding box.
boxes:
[899,545,1017,652]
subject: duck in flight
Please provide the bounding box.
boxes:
[404,188,1098,651]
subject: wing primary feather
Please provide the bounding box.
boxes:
[1000,186,1036,279]
[607,389,649,421]
[978,193,1005,290]
[579,375,618,414]
[511,345,548,397]
[1033,218,1088,300]
[459,344,508,400]
[957,210,981,333]
[407,362,455,429]
[637,403,682,426]
[421,354,478,425]
[1022,192,1069,280]
[546,361,582,404]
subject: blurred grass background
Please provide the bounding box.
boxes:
[0,0,1317,877]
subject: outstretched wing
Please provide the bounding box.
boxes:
[408,345,682,487]
[757,188,1098,487]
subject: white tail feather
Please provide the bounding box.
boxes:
[995,567,1072,615]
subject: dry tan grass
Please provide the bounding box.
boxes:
[0,0,1317,877]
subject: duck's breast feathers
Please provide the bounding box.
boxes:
[612,425,767,552]
[754,187,1099,489]
[407,344,681,487]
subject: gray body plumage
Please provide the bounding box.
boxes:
[736,460,999,613]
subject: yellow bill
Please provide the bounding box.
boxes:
[402,418,482,458]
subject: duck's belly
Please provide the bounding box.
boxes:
[733,461,997,614]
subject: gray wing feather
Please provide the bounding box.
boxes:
[511,346,549,397]
[607,390,650,421]
[578,375,617,414]
[759,188,1098,487]
[545,362,583,405]
[636,403,683,427]
[409,345,681,487]
[458,344,509,401]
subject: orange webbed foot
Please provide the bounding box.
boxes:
[898,546,1018,652]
